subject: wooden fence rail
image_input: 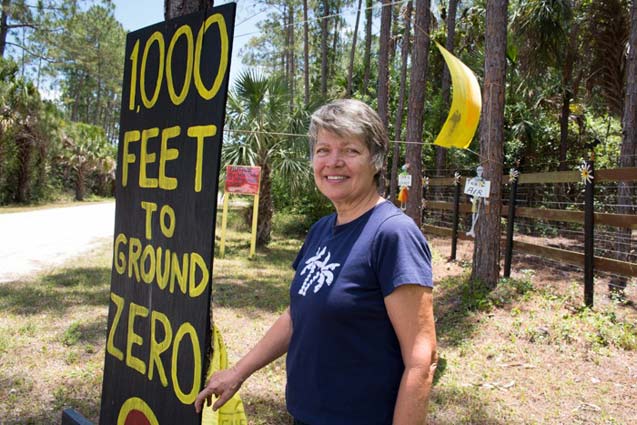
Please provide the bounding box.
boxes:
[424,201,637,229]
[422,165,637,307]
[427,167,637,186]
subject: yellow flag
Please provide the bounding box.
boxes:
[201,325,248,425]
[433,42,482,149]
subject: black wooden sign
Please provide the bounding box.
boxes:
[100,3,235,424]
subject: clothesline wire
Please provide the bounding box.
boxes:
[225,129,630,175]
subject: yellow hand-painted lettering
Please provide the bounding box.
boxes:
[139,128,160,188]
[187,125,217,192]
[106,297,203,406]
[106,292,125,361]
[171,321,201,404]
[122,130,141,187]
[149,310,173,387]
[113,233,210,298]
[126,302,149,375]
[159,126,180,190]
[194,13,228,101]
[141,201,158,240]
[127,14,229,110]
[166,25,194,106]
[140,31,165,109]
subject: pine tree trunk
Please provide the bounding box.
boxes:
[283,4,289,81]
[320,0,329,98]
[559,20,579,171]
[377,0,392,195]
[288,1,295,110]
[347,0,363,96]
[330,0,341,79]
[257,162,273,247]
[0,0,10,58]
[612,0,637,295]
[362,0,373,96]
[15,135,32,203]
[404,0,431,224]
[164,0,209,20]
[435,0,458,176]
[303,0,310,105]
[75,166,86,201]
[390,1,412,204]
[470,0,507,288]
[378,0,392,129]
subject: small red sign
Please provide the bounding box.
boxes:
[225,165,261,195]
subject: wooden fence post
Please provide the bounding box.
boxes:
[504,166,519,278]
[584,158,595,307]
[450,172,461,260]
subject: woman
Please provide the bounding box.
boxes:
[195,99,437,424]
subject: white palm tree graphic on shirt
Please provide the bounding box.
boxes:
[298,246,341,296]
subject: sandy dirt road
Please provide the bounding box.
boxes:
[0,202,115,283]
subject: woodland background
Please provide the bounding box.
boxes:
[1,0,636,287]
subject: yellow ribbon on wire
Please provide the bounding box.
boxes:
[433,42,482,149]
[201,325,248,425]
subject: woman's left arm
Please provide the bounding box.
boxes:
[385,284,437,425]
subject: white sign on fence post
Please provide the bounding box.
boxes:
[464,177,491,198]
[464,166,491,238]
[398,174,412,188]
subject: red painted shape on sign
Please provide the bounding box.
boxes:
[225,165,261,195]
[124,409,151,425]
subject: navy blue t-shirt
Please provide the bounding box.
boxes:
[286,201,433,425]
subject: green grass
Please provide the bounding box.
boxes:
[0,241,111,423]
[1,211,636,424]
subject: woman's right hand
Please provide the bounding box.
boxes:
[194,365,245,414]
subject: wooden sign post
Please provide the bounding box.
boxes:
[100,4,236,424]
[220,165,262,259]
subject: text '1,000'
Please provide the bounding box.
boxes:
[127,13,228,112]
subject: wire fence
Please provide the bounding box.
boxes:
[421,164,637,306]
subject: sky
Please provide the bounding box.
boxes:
[111,0,270,85]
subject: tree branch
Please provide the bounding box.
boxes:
[5,41,58,63]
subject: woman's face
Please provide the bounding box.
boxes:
[312,129,377,209]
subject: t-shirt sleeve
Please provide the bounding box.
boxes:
[372,215,433,297]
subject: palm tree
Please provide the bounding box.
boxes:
[0,59,43,203]
[58,122,111,201]
[224,71,311,247]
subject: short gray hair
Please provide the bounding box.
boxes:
[308,99,388,186]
